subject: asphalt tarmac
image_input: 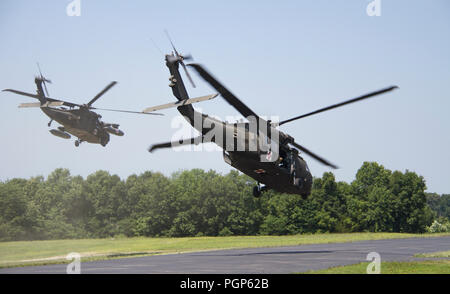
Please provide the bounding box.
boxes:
[1,236,449,274]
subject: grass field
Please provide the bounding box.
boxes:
[415,250,450,258]
[1,233,449,268]
[305,259,450,274]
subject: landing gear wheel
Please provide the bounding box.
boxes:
[253,185,261,198]
[292,170,297,185]
[292,171,303,190]
[75,140,80,147]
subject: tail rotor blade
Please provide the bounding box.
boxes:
[37,62,51,96]
[37,62,43,79]
[164,29,179,56]
[180,61,196,88]
[182,53,193,61]
[42,80,50,97]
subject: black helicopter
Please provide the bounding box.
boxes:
[3,66,162,147]
[145,41,398,198]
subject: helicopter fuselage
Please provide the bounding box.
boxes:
[41,106,110,146]
[4,73,140,148]
[166,55,312,197]
[187,111,313,196]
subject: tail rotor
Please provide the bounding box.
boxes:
[164,30,196,88]
[36,62,52,97]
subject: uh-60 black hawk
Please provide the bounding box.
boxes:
[2,65,162,147]
[144,41,398,198]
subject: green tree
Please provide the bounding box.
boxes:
[347,162,433,233]
[83,170,125,237]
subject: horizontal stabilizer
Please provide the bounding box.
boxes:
[142,94,218,113]
[18,102,41,108]
[18,101,64,108]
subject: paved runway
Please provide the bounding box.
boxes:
[2,236,449,274]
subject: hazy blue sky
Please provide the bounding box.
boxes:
[0,0,449,193]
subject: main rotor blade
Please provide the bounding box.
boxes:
[91,107,164,116]
[87,81,118,107]
[2,89,80,108]
[149,136,204,153]
[291,141,338,169]
[278,86,399,126]
[2,89,41,99]
[180,61,196,88]
[188,63,261,120]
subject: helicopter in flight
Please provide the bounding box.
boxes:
[2,65,162,147]
[145,40,398,198]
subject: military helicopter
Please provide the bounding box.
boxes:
[3,65,162,147]
[144,40,398,198]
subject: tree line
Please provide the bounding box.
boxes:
[0,161,448,241]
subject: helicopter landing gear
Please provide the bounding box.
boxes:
[48,119,53,127]
[253,183,267,198]
[100,136,108,147]
[292,170,304,190]
[253,186,261,198]
[75,140,81,147]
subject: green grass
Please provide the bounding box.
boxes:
[304,259,450,274]
[415,250,450,258]
[1,232,449,268]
